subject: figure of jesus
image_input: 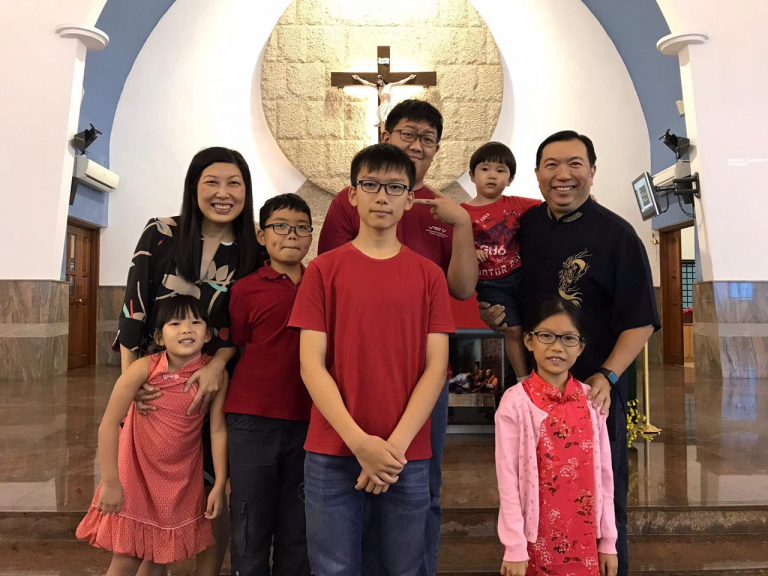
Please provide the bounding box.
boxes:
[351,74,417,128]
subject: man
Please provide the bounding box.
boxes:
[318,99,478,576]
[480,130,660,576]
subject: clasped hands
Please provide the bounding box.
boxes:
[351,433,408,495]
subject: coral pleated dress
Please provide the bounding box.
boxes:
[77,352,215,563]
[523,373,600,576]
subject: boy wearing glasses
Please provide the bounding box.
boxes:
[290,144,455,576]
[226,193,314,576]
[318,99,478,576]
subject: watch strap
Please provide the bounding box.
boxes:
[597,367,619,386]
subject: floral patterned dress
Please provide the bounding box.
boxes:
[523,372,600,576]
[114,217,239,356]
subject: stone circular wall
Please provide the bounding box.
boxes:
[260,0,504,194]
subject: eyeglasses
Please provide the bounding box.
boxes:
[263,223,313,237]
[530,331,584,347]
[390,129,439,148]
[356,180,411,197]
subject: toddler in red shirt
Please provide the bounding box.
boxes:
[290,143,455,576]
[226,193,314,576]
[462,142,541,380]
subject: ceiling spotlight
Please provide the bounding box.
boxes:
[72,124,102,154]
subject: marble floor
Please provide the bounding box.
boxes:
[2,363,768,574]
[1,363,768,515]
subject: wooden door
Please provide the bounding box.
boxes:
[66,223,98,369]
[660,229,684,365]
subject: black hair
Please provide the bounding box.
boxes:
[255,193,312,266]
[175,147,258,284]
[469,141,517,178]
[384,99,443,141]
[523,296,588,343]
[350,143,417,190]
[535,130,597,169]
[152,295,210,339]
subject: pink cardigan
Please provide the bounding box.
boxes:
[495,378,618,562]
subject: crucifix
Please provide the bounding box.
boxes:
[331,46,437,142]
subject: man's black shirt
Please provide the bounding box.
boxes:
[519,198,660,404]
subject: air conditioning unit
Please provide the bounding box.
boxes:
[73,156,119,193]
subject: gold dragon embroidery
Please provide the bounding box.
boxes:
[558,249,591,307]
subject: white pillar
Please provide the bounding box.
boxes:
[0,0,107,280]
[656,0,768,282]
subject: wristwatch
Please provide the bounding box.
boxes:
[597,367,619,387]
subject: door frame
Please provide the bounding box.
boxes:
[67,217,100,367]
[659,222,691,366]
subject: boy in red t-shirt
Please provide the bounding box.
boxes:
[226,193,314,576]
[462,142,541,381]
[290,143,455,576]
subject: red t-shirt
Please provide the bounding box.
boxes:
[317,186,453,274]
[461,195,541,280]
[288,243,456,460]
[225,263,312,421]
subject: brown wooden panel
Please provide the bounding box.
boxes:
[67,223,97,369]
[661,229,684,365]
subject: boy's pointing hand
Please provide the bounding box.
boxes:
[413,185,471,228]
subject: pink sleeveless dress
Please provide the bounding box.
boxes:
[76,352,215,563]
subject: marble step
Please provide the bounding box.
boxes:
[440,506,768,538]
[437,534,768,576]
[3,505,768,541]
[3,535,768,576]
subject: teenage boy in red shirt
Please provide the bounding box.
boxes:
[290,144,456,576]
[318,100,477,576]
[226,193,314,576]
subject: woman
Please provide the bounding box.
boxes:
[114,146,258,575]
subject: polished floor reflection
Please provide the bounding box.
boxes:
[1,363,767,516]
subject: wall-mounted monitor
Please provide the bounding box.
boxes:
[632,172,661,221]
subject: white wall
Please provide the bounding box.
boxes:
[657,0,768,281]
[0,0,107,280]
[681,226,695,260]
[104,0,655,285]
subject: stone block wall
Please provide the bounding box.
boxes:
[261,0,504,195]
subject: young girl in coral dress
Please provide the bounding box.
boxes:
[77,296,228,576]
[495,297,618,576]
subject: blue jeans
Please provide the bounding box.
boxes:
[304,452,430,576]
[424,383,449,575]
[360,384,449,576]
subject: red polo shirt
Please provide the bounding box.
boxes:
[288,243,456,460]
[317,186,453,274]
[225,262,311,421]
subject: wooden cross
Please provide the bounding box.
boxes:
[331,46,437,141]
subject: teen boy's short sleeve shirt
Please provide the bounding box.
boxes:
[288,243,456,460]
[317,186,454,274]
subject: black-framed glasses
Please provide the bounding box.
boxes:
[390,129,439,148]
[530,331,584,347]
[263,223,313,237]
[356,180,411,197]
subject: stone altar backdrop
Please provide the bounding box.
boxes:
[260,0,504,195]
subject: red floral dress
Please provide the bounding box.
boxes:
[523,372,600,576]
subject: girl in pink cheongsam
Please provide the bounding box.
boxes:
[495,297,618,576]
